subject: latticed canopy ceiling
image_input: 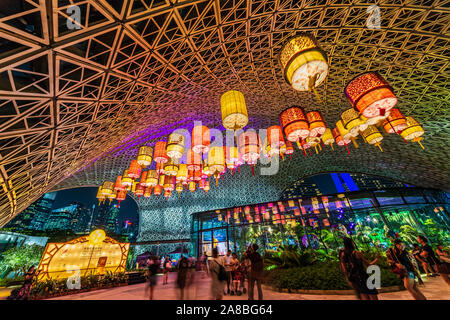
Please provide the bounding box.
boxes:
[0,0,449,229]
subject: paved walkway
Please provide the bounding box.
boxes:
[48,272,450,300]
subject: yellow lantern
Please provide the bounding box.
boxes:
[158,174,165,187]
[176,182,184,194]
[88,229,106,245]
[164,159,179,176]
[189,181,196,192]
[176,164,188,184]
[336,120,352,144]
[204,181,210,192]
[341,108,365,137]
[279,33,328,95]
[401,116,425,149]
[208,146,225,185]
[107,191,116,204]
[307,137,321,154]
[101,181,114,196]
[96,186,106,204]
[220,90,248,130]
[145,170,158,187]
[321,128,335,150]
[224,146,239,170]
[121,170,133,188]
[166,132,185,160]
[137,146,153,167]
[361,125,384,151]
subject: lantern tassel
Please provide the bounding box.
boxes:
[345,143,350,155]
[331,143,334,151]
[289,154,292,160]
[352,138,359,148]
[308,148,312,156]
[314,146,318,154]
[215,176,219,186]
[377,143,383,152]
[251,164,255,176]
[312,87,322,103]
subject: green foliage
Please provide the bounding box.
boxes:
[263,245,340,269]
[0,244,45,277]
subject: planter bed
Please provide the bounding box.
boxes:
[262,284,405,295]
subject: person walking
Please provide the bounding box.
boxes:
[9,266,39,300]
[162,257,172,285]
[412,244,433,277]
[435,244,450,285]
[387,240,427,300]
[339,237,380,300]
[245,243,264,300]
[200,251,208,278]
[177,255,189,299]
[145,256,160,300]
[221,250,233,295]
[417,235,440,275]
[208,247,225,300]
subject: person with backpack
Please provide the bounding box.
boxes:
[245,243,264,300]
[339,237,380,300]
[208,247,226,300]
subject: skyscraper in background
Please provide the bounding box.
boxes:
[45,204,76,231]
[106,206,120,234]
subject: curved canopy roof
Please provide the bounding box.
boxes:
[0,0,449,227]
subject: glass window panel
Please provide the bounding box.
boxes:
[213,228,227,243]
[202,219,212,230]
[402,189,426,204]
[202,231,211,242]
[375,190,404,206]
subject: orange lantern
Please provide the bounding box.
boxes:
[153,185,162,196]
[187,170,202,182]
[114,176,125,191]
[156,162,165,175]
[267,125,285,153]
[135,183,144,198]
[163,175,175,191]
[344,71,397,118]
[238,131,260,164]
[164,190,172,199]
[306,111,326,137]
[116,189,127,205]
[140,171,148,186]
[143,186,152,198]
[154,141,169,164]
[382,108,407,134]
[199,179,206,189]
[192,125,210,154]
[332,128,346,146]
[187,149,202,171]
[279,106,309,141]
[121,169,133,188]
[128,160,141,179]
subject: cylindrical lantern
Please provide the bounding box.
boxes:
[279,106,309,141]
[224,146,239,169]
[176,183,183,194]
[158,174,165,187]
[163,175,175,191]
[220,90,248,130]
[400,116,425,149]
[116,189,127,204]
[279,33,328,91]
[156,162,165,175]
[204,181,210,192]
[306,111,326,137]
[336,120,352,142]
[166,133,185,160]
[382,108,407,134]
[122,169,133,188]
[154,141,169,164]
[238,131,260,164]
[101,181,114,195]
[199,179,206,189]
[143,187,152,198]
[164,159,179,176]
[140,171,149,187]
[187,149,202,171]
[267,126,285,153]
[128,160,142,179]
[114,176,125,191]
[145,170,158,187]
[341,108,364,136]
[187,170,202,182]
[332,128,346,146]
[361,125,384,151]
[322,128,335,148]
[192,125,210,154]
[153,185,162,196]
[137,146,153,167]
[135,183,144,197]
[176,164,188,183]
[284,140,294,155]
[188,181,196,192]
[344,71,397,118]
[208,146,225,182]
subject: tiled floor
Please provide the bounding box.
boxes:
[48,272,450,300]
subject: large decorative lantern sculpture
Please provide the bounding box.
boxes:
[344,71,397,118]
[400,116,425,149]
[220,90,248,130]
[137,146,153,167]
[382,108,407,134]
[306,111,326,137]
[164,159,179,176]
[192,125,210,154]
[361,125,384,151]
[279,33,328,94]
[114,176,125,191]
[238,131,260,175]
[101,181,114,196]
[279,106,309,141]
[154,141,169,164]
[121,169,133,188]
[187,149,202,171]
[208,146,225,185]
[267,125,285,155]
[127,160,141,179]
[321,128,335,150]
[166,133,185,160]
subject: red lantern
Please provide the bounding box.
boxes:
[267,125,285,151]
[332,128,346,146]
[187,149,202,171]
[135,183,144,198]
[114,176,125,191]
[382,108,407,134]
[128,160,141,179]
[238,131,260,164]
[116,190,127,205]
[279,106,309,141]
[284,141,294,155]
[153,185,162,196]
[140,171,149,187]
[192,125,210,154]
[306,111,326,137]
[344,71,397,118]
[156,162,165,175]
[154,141,169,164]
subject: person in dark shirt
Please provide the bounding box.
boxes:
[417,235,440,275]
[412,243,433,277]
[244,243,264,300]
[177,255,189,299]
[146,256,160,300]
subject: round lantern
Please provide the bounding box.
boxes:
[341,108,365,136]
[153,184,162,196]
[400,116,425,149]
[187,149,202,171]
[361,125,384,151]
[166,133,185,160]
[208,146,225,184]
[145,170,158,186]
[220,90,248,130]
[122,169,133,188]
[154,141,169,164]
[382,108,407,134]
[306,111,326,137]
[164,159,179,176]
[267,125,285,153]
[238,131,260,165]
[128,160,142,179]
[279,33,328,91]
[321,128,335,149]
[344,71,397,118]
[101,181,114,196]
[279,106,309,141]
[114,176,125,191]
[176,183,183,194]
[192,125,210,154]
[176,164,188,184]
[137,146,153,167]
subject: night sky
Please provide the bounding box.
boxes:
[52,187,139,225]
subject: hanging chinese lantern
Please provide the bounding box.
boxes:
[344,71,397,118]
[156,162,165,175]
[341,108,366,136]
[143,187,152,198]
[140,171,149,187]
[279,33,328,95]
[201,160,211,179]
[145,170,158,187]
[164,159,179,176]
[176,164,188,184]
[192,125,210,154]
[267,125,286,154]
[283,141,294,159]
[163,175,175,191]
[187,149,202,171]
[332,128,350,154]
[137,146,153,167]
[224,146,239,171]
[153,184,162,196]
[400,116,425,149]
[238,131,260,173]
[199,179,206,190]
[96,186,106,204]
[306,111,326,137]
[188,181,196,192]
[208,146,225,185]
[135,183,144,199]
[166,132,185,160]
[101,181,114,196]
[127,160,142,179]
[154,141,169,164]
[204,180,210,192]
[382,108,407,134]
[176,183,184,194]
[307,137,322,154]
[131,181,137,193]
[279,106,309,141]
[220,90,248,130]
[116,189,127,206]
[337,119,358,149]
[187,169,202,183]
[321,128,335,150]
[114,176,125,191]
[164,190,171,199]
[361,125,384,151]
[121,169,133,188]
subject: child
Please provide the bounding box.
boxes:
[232,263,244,296]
